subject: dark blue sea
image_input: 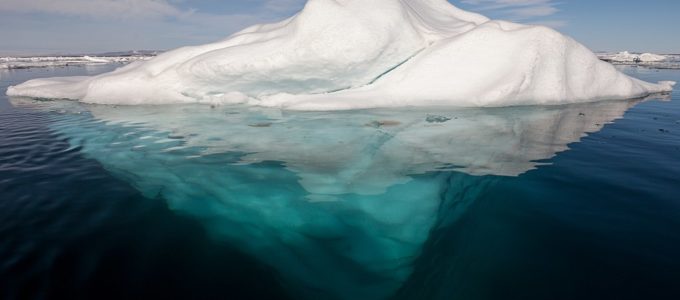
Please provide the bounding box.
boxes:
[1,65,679,300]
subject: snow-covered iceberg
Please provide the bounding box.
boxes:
[6,0,674,109]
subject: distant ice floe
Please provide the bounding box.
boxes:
[0,55,155,70]
[7,0,675,109]
[598,51,680,69]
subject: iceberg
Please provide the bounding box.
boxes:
[6,0,674,109]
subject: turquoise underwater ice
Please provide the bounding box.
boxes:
[8,96,657,300]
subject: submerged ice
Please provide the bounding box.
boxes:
[9,95,660,299]
[6,0,675,109]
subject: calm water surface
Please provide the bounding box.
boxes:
[1,65,679,300]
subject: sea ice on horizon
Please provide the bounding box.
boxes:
[0,55,154,70]
[599,51,668,63]
[6,0,676,110]
[597,51,680,69]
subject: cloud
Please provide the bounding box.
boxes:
[0,0,186,19]
[262,0,306,14]
[529,19,568,28]
[460,0,561,20]
[0,0,307,23]
[0,0,307,54]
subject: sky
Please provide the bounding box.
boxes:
[0,0,678,55]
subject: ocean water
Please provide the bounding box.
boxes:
[1,65,679,300]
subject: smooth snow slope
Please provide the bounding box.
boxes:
[6,0,676,109]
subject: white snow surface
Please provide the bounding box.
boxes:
[6,0,676,109]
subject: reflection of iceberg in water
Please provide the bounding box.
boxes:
[9,95,664,299]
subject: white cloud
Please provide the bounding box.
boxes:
[460,0,561,20]
[0,0,186,19]
[0,0,307,54]
[530,19,568,28]
[262,0,306,14]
